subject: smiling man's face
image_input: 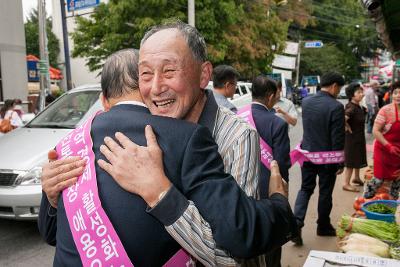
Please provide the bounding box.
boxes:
[138,29,207,120]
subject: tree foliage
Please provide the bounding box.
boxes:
[71,0,298,77]
[299,43,352,79]
[24,9,60,67]
[297,0,382,80]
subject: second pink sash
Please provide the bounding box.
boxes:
[238,104,274,170]
[290,143,344,166]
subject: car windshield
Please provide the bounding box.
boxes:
[26,90,100,129]
[302,76,319,86]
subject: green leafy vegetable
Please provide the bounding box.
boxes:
[337,215,399,243]
[366,203,396,214]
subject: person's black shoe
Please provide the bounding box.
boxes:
[317,225,336,236]
[291,229,303,246]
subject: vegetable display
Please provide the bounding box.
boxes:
[337,215,399,243]
[338,233,390,258]
[366,203,396,214]
[352,194,392,216]
[390,246,400,260]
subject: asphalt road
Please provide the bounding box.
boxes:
[0,99,359,267]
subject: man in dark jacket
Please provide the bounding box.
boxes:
[249,76,291,194]
[245,75,291,266]
[39,49,296,266]
[292,72,345,246]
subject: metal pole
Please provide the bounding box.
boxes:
[38,0,51,112]
[295,39,301,86]
[188,0,195,27]
[60,0,72,91]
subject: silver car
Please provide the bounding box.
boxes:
[0,84,101,220]
[206,81,252,109]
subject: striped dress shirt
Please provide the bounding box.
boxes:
[165,91,265,267]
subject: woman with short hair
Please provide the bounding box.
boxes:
[343,83,367,192]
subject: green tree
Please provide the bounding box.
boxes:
[295,0,382,80]
[299,43,352,79]
[71,0,292,77]
[24,9,60,67]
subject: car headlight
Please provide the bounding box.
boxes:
[14,166,42,186]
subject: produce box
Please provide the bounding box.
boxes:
[304,250,400,267]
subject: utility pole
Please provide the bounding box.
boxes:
[60,0,72,91]
[295,34,302,86]
[38,0,51,112]
[188,0,195,27]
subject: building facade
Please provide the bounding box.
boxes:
[51,0,106,89]
[0,0,28,102]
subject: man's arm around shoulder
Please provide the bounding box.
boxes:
[149,126,296,258]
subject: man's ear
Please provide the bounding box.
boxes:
[99,93,111,111]
[199,61,213,89]
[266,93,275,106]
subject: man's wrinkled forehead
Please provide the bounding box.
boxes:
[139,29,189,64]
[140,28,184,52]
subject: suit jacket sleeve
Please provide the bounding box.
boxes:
[148,126,296,259]
[331,104,345,151]
[37,191,57,246]
[272,122,290,182]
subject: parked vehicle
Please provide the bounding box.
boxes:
[232,82,252,109]
[301,75,320,94]
[338,85,348,99]
[266,73,293,99]
[207,81,252,110]
[0,84,101,220]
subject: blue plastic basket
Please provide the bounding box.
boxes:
[361,200,398,223]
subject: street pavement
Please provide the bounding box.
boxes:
[0,99,372,267]
[282,99,373,267]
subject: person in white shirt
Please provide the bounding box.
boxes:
[365,80,379,133]
[212,65,240,113]
[274,81,298,127]
[1,99,23,128]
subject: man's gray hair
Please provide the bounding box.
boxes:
[101,49,139,99]
[140,20,207,62]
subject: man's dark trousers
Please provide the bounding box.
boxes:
[294,162,337,229]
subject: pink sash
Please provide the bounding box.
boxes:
[290,143,344,167]
[238,105,273,170]
[56,112,194,267]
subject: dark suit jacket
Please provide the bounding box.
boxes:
[38,104,296,266]
[252,103,290,197]
[301,91,345,169]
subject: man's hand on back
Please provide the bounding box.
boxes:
[98,125,171,207]
[41,151,85,208]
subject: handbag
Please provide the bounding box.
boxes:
[0,118,14,133]
[0,111,17,133]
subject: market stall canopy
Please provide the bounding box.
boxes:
[26,55,63,81]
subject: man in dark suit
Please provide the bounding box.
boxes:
[292,72,345,246]
[244,75,291,267]
[39,49,296,266]
[250,76,291,195]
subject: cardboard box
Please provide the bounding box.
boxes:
[304,250,400,267]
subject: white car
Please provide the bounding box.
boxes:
[0,84,101,220]
[206,81,252,110]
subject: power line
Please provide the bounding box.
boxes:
[312,3,364,15]
[311,1,365,14]
[276,6,375,29]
